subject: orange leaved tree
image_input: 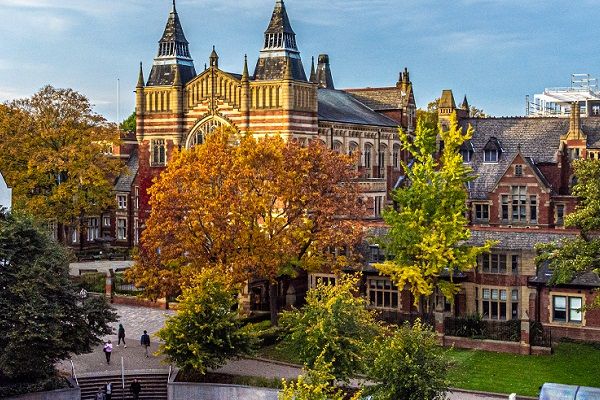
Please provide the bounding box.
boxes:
[129,127,365,324]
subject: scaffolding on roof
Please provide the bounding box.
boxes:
[526,74,600,117]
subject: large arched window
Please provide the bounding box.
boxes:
[186,116,231,149]
[333,140,343,153]
[348,141,359,157]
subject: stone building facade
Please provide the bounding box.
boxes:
[357,90,600,343]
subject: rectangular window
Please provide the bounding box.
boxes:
[569,297,582,322]
[481,253,511,274]
[511,255,519,274]
[151,139,166,166]
[530,196,537,223]
[511,290,519,319]
[374,196,383,218]
[117,195,127,210]
[556,204,565,226]
[474,204,489,222]
[501,195,509,221]
[367,277,399,310]
[134,187,140,210]
[460,149,472,163]
[309,273,337,289]
[515,164,523,176]
[553,296,567,322]
[103,216,111,227]
[71,227,79,243]
[511,186,527,223]
[87,217,99,242]
[47,220,58,240]
[484,150,498,163]
[117,218,127,240]
[480,287,513,321]
[134,217,139,245]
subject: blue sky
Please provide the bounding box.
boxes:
[0,0,599,121]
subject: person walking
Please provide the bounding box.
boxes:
[95,387,106,400]
[130,378,142,400]
[104,381,112,400]
[117,324,126,348]
[103,340,113,364]
[140,330,151,358]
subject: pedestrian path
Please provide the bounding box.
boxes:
[60,304,514,400]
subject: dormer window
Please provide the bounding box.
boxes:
[484,149,499,163]
[460,140,474,163]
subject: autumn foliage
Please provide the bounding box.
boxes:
[129,128,365,317]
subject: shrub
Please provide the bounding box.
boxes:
[365,320,450,400]
[157,269,257,373]
[279,274,382,383]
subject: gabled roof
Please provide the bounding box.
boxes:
[114,150,139,193]
[462,118,571,199]
[318,89,400,128]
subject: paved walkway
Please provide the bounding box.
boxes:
[58,304,174,374]
[60,304,511,400]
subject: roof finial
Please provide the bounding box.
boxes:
[309,56,316,83]
[137,62,145,88]
[242,54,249,81]
[172,0,176,11]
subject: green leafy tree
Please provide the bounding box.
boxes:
[157,269,256,373]
[377,114,493,310]
[279,274,382,383]
[416,99,439,130]
[365,320,450,400]
[279,354,361,400]
[0,86,125,245]
[120,111,136,133]
[0,212,117,383]
[537,159,600,306]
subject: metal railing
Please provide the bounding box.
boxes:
[444,317,521,342]
[70,360,79,387]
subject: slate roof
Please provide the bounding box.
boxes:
[114,149,139,193]
[265,0,295,34]
[148,64,196,87]
[160,5,189,44]
[465,118,600,198]
[462,118,574,199]
[253,56,306,81]
[466,228,577,251]
[345,87,408,111]
[440,90,456,108]
[318,89,400,127]
[530,261,600,288]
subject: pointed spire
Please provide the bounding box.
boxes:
[147,2,196,86]
[137,62,145,88]
[210,45,219,68]
[254,0,307,81]
[309,56,316,83]
[242,54,249,81]
[172,64,181,86]
[461,95,469,111]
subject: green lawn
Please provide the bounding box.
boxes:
[257,342,600,397]
[448,342,600,397]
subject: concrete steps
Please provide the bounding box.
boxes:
[77,370,169,400]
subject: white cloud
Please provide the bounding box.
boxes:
[434,31,529,53]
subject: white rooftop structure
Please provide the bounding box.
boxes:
[527,74,600,117]
[0,172,11,211]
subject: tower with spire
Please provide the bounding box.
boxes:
[253,0,307,81]
[147,0,196,86]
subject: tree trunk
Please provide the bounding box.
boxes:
[269,281,279,326]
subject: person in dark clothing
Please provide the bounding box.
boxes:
[117,324,126,347]
[130,378,141,400]
[95,387,106,400]
[104,382,112,400]
[140,330,151,358]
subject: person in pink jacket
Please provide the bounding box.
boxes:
[103,340,113,364]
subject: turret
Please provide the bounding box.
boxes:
[135,62,145,142]
[210,46,219,69]
[147,1,196,86]
[241,55,250,130]
[254,0,306,81]
[315,54,334,89]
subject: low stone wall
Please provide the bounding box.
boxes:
[69,260,134,276]
[443,335,524,354]
[6,387,80,400]
[168,382,279,400]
